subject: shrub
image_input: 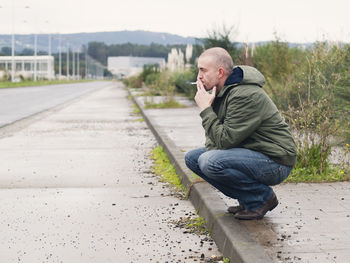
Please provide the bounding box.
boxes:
[169,68,197,98]
[140,64,160,83]
[285,99,340,181]
[147,70,175,98]
[123,75,142,89]
[253,37,306,110]
[283,42,350,181]
[145,72,160,86]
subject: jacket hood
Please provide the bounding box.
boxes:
[217,65,265,97]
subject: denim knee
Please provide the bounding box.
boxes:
[184,152,193,169]
[185,147,205,171]
[198,150,222,176]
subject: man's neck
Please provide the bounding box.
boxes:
[216,76,229,93]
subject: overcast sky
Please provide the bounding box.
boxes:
[0,0,349,43]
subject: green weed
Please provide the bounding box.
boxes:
[131,104,141,114]
[286,167,348,183]
[0,79,95,89]
[186,217,207,234]
[144,100,185,109]
[171,216,208,235]
[150,146,185,193]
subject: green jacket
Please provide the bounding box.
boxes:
[200,65,297,167]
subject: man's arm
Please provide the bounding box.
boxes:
[200,95,262,149]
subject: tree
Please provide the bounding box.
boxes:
[1,47,11,56]
[88,42,108,65]
[19,48,34,55]
[197,24,241,60]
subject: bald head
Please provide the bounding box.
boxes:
[199,47,233,76]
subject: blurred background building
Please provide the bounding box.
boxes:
[0,55,54,81]
[107,56,165,78]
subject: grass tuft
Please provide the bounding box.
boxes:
[171,216,208,235]
[144,100,185,109]
[286,166,350,183]
[150,146,184,192]
[0,79,95,89]
[131,104,141,114]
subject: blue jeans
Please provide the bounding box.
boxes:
[185,147,292,211]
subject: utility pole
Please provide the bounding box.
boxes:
[59,34,62,79]
[77,47,80,80]
[11,0,15,82]
[6,2,30,82]
[66,39,69,80]
[48,34,52,79]
[34,34,37,81]
[72,47,75,80]
[85,49,88,79]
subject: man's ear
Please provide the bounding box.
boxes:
[218,67,225,78]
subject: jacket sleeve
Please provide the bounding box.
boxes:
[205,136,216,150]
[200,95,262,149]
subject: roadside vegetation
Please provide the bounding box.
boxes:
[150,146,226,261]
[150,146,185,193]
[171,216,208,235]
[0,79,96,89]
[255,39,350,182]
[144,100,185,109]
[126,26,350,183]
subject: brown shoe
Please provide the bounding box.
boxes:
[234,193,278,220]
[227,205,245,214]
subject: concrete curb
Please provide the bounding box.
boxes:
[128,89,272,263]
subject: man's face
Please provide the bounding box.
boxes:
[197,55,219,91]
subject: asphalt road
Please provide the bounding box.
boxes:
[0,81,110,127]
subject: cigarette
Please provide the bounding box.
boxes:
[189,82,198,85]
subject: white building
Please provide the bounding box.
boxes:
[0,56,54,80]
[107,56,166,78]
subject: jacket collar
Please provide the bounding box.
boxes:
[216,67,243,98]
[216,66,265,98]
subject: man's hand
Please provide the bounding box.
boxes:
[194,81,216,111]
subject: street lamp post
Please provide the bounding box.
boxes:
[77,47,80,80]
[7,1,30,82]
[11,0,15,82]
[58,34,62,79]
[33,33,37,81]
[66,39,69,80]
[72,47,75,80]
[85,49,88,79]
[47,27,52,80]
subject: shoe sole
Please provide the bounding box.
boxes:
[269,200,278,211]
[227,208,245,214]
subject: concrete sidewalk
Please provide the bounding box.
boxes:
[0,83,223,262]
[130,89,350,263]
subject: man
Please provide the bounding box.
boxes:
[185,47,297,220]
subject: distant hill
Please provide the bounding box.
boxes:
[0,30,197,53]
[0,30,315,55]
